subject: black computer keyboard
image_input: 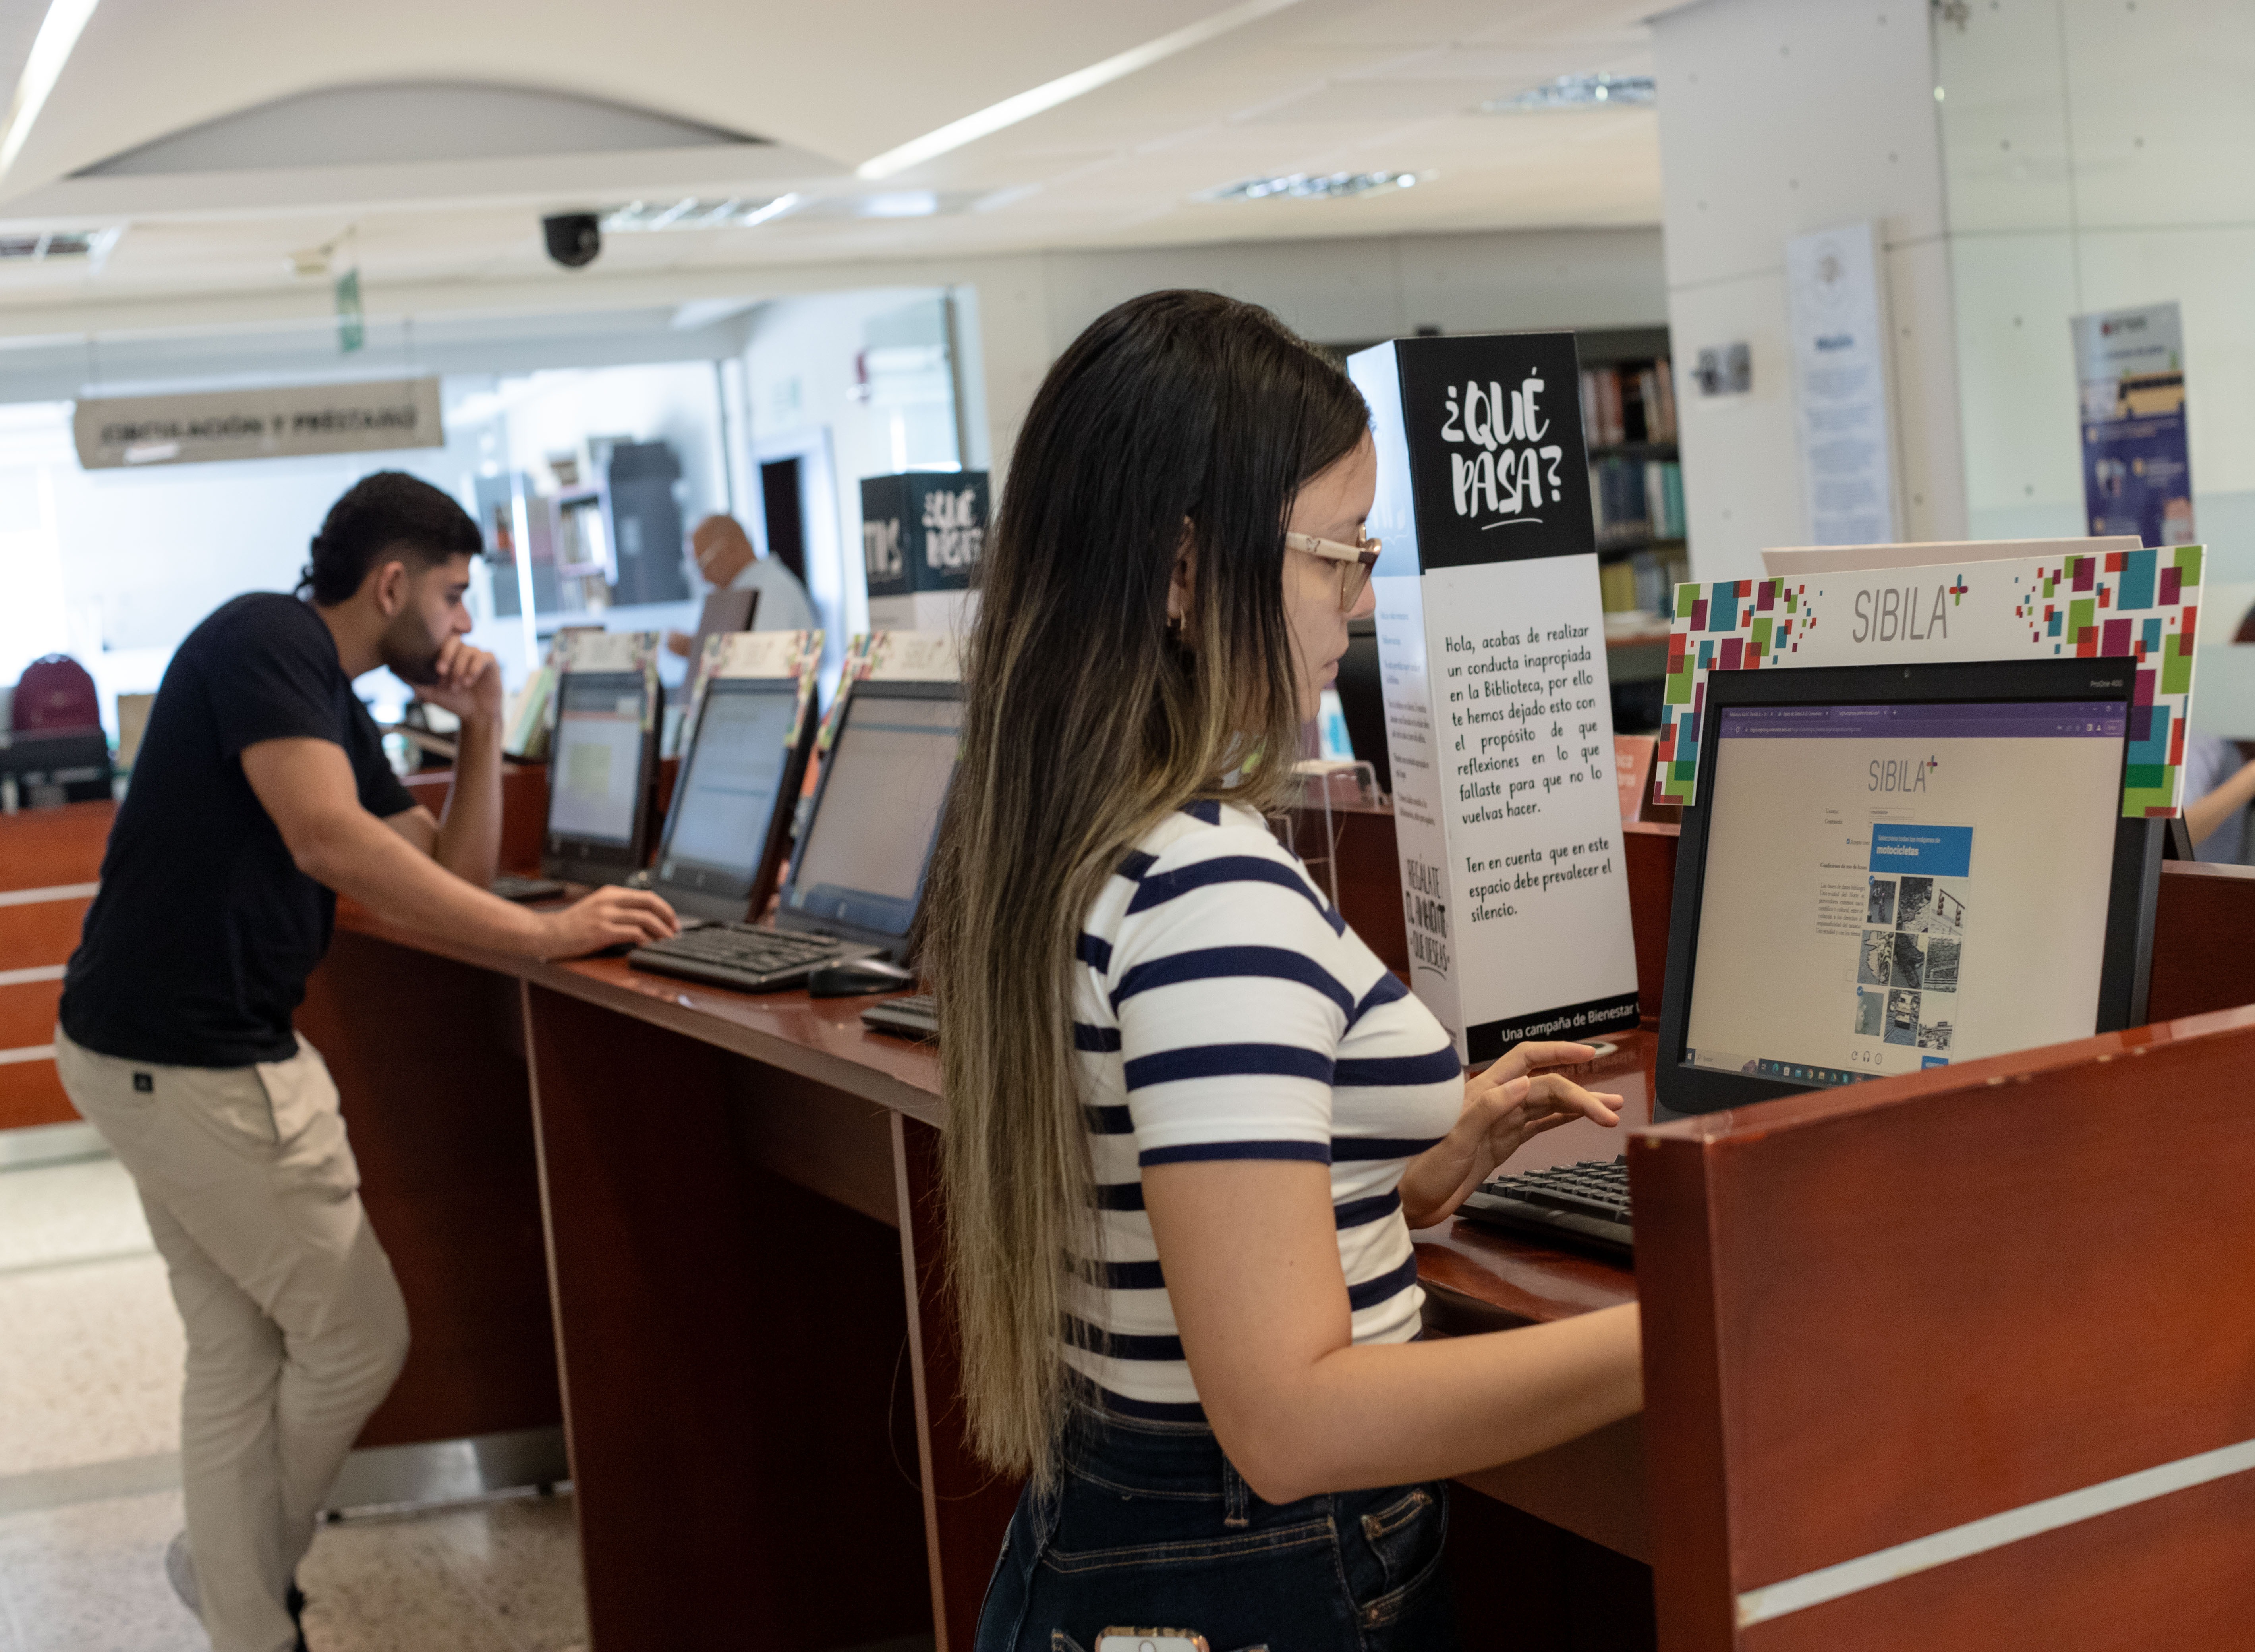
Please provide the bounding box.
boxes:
[1457,1155,1633,1258]
[490,874,567,903]
[860,992,938,1041]
[628,923,865,992]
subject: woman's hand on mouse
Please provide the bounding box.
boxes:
[1395,1042,1623,1229]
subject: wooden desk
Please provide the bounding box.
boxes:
[212,792,2255,1649]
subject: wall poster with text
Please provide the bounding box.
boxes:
[2073,301,2195,549]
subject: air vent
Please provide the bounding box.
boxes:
[1482,74,1656,112]
[0,228,121,262]
[1201,170,1421,203]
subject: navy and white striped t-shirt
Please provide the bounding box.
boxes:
[1060,799,1463,1418]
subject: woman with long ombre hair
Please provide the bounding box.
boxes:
[924,291,1644,1652]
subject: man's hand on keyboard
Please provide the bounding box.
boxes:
[1397,1042,1623,1230]
[537,886,680,959]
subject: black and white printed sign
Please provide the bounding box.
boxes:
[73,378,444,470]
[1347,332,1640,1063]
[860,471,989,631]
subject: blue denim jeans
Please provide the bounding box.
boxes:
[975,1405,1457,1652]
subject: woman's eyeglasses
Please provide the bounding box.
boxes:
[1284,531,1381,613]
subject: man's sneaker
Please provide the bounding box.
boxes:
[165,1532,307,1642]
[165,1531,201,1618]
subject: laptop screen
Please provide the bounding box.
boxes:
[658,681,798,902]
[783,690,962,941]
[1682,697,2127,1087]
[549,674,649,847]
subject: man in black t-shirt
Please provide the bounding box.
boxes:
[55,472,676,1652]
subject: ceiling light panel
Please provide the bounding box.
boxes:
[1482,73,1656,112]
[1200,169,1422,202]
[600,195,800,231]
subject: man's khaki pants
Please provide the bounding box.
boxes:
[54,1024,409,1652]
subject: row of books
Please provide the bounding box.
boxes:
[1591,457,1687,548]
[1579,359,1679,447]
[1598,544,1691,620]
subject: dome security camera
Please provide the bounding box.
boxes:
[542,213,601,269]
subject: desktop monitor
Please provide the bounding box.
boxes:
[687,588,757,667]
[649,675,813,923]
[774,679,963,958]
[543,669,662,886]
[1655,658,2163,1116]
[1334,618,1391,797]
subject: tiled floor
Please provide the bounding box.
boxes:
[0,1148,590,1652]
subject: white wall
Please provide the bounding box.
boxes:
[1935,0,2255,585]
[1652,0,1967,584]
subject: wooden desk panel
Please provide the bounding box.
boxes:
[296,930,560,1449]
[1635,1006,2255,1649]
[522,982,929,1651]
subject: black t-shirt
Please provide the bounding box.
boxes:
[61,593,417,1067]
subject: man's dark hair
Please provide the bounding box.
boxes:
[298,471,483,606]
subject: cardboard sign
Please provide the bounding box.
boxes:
[1656,546,2206,818]
[549,629,663,739]
[1348,332,1641,1063]
[860,472,989,631]
[814,630,964,753]
[693,629,825,747]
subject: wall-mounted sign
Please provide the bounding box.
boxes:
[1347,331,1640,1063]
[1785,222,1898,546]
[2073,300,2195,548]
[73,377,444,470]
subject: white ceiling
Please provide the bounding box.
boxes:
[0,0,1664,331]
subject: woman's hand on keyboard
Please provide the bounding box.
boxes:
[1397,1043,1623,1229]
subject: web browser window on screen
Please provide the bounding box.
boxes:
[550,682,645,845]
[1684,701,2125,1085]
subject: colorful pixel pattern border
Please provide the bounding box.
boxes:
[1654,546,2204,819]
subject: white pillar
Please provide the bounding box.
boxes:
[1653,0,1969,583]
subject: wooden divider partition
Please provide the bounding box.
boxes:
[0,800,110,1131]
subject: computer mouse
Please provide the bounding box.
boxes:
[806,958,917,998]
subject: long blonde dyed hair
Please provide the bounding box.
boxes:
[921,291,1372,1479]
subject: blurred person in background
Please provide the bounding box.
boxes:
[665,511,815,657]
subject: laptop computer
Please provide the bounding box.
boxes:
[645,631,821,924]
[1461,655,2164,1254]
[628,674,962,992]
